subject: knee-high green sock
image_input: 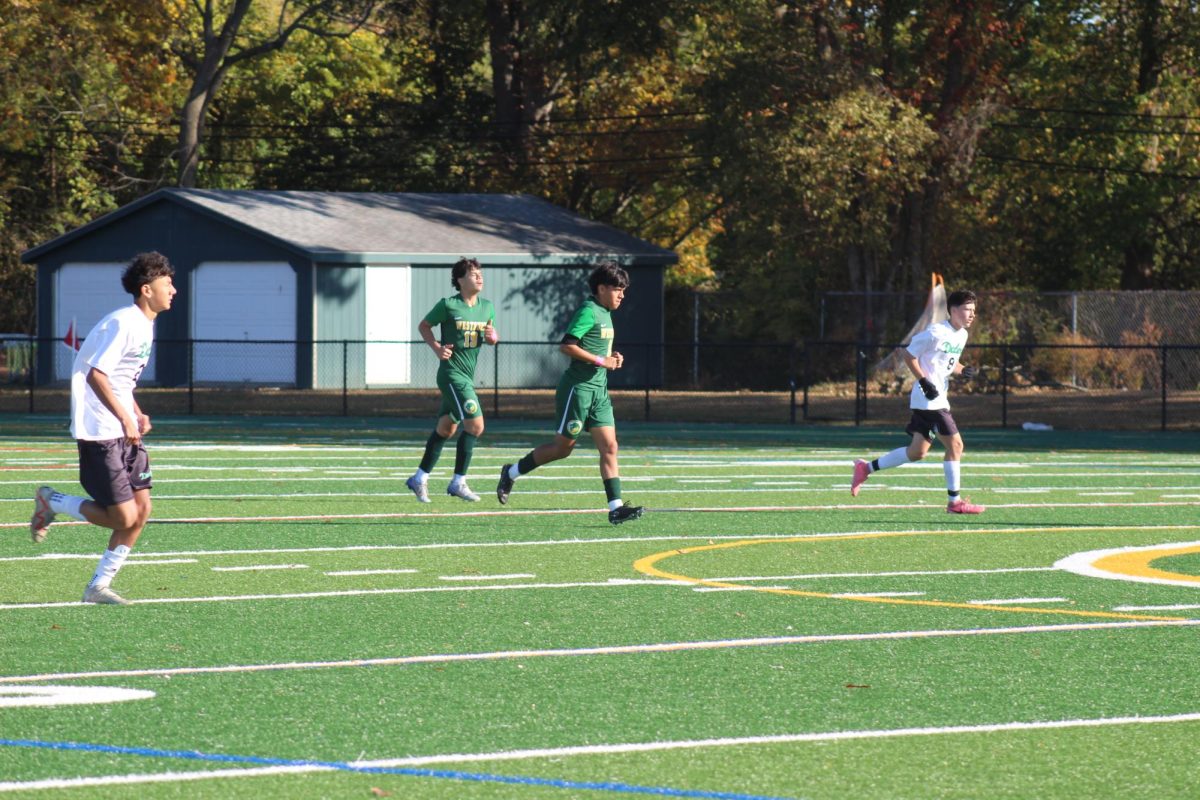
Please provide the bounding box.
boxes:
[603,477,622,503]
[455,433,477,476]
[418,431,447,473]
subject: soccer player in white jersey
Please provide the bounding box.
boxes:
[850,289,984,514]
[30,252,177,604]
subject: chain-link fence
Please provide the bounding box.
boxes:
[5,336,1200,429]
[818,290,1200,346]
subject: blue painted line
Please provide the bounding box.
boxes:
[0,738,796,800]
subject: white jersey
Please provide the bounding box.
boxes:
[70,304,154,441]
[905,320,968,411]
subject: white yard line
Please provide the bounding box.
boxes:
[968,597,1070,605]
[3,619,1197,684]
[5,501,1200,532]
[324,569,418,577]
[438,573,535,581]
[210,564,308,572]
[7,711,1200,793]
[0,579,690,611]
[708,566,1059,581]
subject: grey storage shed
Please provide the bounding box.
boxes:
[21,189,676,389]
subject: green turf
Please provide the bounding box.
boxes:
[3,415,1200,799]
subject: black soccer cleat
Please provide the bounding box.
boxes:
[608,505,644,525]
[497,464,515,505]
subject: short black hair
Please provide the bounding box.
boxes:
[947,289,977,309]
[587,261,630,295]
[121,252,175,297]
[451,257,481,290]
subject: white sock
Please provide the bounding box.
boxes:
[944,461,962,494]
[876,447,911,471]
[608,499,624,511]
[451,473,465,485]
[89,544,131,589]
[414,469,429,483]
[507,463,521,480]
[49,491,87,521]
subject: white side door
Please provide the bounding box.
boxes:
[364,266,411,386]
[55,264,156,383]
[192,262,296,384]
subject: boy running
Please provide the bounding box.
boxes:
[496,262,643,525]
[30,251,177,604]
[850,289,984,514]
[406,258,497,502]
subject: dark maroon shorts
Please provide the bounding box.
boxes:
[905,409,960,442]
[77,438,153,507]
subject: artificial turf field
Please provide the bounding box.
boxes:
[2,414,1200,799]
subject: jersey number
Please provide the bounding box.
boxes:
[463,330,480,348]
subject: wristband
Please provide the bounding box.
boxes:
[593,356,605,367]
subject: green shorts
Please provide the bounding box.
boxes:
[554,380,614,440]
[437,373,483,423]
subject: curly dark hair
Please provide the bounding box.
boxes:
[947,289,978,309]
[451,257,481,290]
[587,261,630,295]
[121,252,175,297]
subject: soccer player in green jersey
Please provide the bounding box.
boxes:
[496,262,644,524]
[406,258,498,502]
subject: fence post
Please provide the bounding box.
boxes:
[788,343,797,424]
[187,338,195,415]
[1161,345,1168,432]
[493,341,500,418]
[1001,345,1009,429]
[854,346,866,426]
[643,342,651,421]
[802,343,810,421]
[342,340,349,417]
[27,338,35,414]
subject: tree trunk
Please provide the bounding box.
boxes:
[485,0,530,154]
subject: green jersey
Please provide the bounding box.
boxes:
[561,297,615,388]
[424,294,495,380]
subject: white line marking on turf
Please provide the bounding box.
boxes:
[968,597,1070,605]
[6,713,1200,793]
[210,564,308,572]
[692,586,790,592]
[357,712,1200,766]
[7,500,1200,530]
[709,566,1058,581]
[0,579,689,610]
[3,619,1197,684]
[438,573,535,581]
[122,559,198,566]
[1113,604,1200,611]
[1056,541,1200,588]
[324,569,418,577]
[0,686,155,708]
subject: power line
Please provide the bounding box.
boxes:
[994,121,1200,137]
[981,152,1200,181]
[1009,105,1200,122]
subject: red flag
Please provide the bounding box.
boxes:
[62,319,80,351]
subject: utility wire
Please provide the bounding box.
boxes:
[981,152,1200,181]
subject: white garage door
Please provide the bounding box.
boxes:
[192,262,296,384]
[55,263,157,383]
[364,266,412,386]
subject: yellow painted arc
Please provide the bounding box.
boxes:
[632,533,1186,623]
[1091,543,1200,585]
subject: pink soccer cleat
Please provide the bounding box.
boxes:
[30,486,56,543]
[850,460,870,497]
[947,497,985,514]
